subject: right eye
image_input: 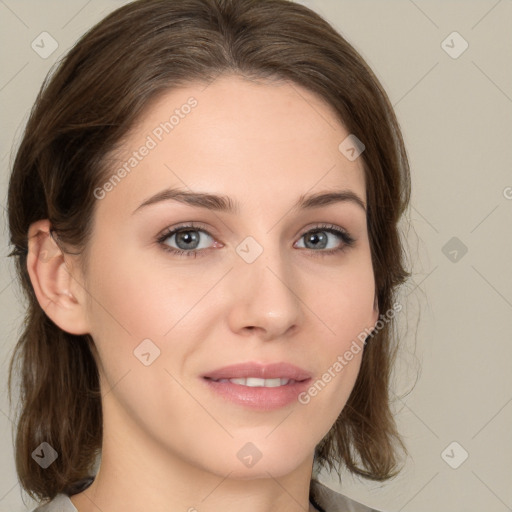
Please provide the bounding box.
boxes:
[156,223,220,258]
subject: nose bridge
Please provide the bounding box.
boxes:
[228,233,302,338]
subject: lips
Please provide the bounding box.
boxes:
[202,361,312,382]
[201,362,313,410]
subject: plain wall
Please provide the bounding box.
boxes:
[1,1,511,511]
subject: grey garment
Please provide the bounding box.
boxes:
[310,479,382,512]
[32,479,382,512]
[31,493,77,512]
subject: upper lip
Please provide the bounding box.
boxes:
[202,362,312,381]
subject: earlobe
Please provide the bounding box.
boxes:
[26,219,90,335]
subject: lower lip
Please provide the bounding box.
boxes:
[202,378,312,411]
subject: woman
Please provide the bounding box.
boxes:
[7,0,412,511]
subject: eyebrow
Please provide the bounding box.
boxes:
[132,187,366,215]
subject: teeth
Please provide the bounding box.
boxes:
[216,377,294,387]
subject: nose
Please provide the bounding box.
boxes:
[226,244,304,342]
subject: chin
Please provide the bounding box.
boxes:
[216,460,305,481]
[210,442,312,480]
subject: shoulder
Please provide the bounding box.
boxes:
[31,494,77,512]
[310,479,384,512]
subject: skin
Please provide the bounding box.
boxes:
[27,74,379,512]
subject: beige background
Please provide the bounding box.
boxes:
[1,1,511,511]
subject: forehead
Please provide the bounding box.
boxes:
[97,74,366,219]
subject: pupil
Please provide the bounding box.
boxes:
[306,231,327,249]
[177,230,199,249]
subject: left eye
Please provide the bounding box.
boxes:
[295,229,345,250]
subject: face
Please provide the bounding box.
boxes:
[76,74,378,479]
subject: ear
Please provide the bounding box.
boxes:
[26,219,90,335]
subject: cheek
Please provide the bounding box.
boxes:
[83,241,224,396]
[298,252,375,405]
[85,242,208,342]
[83,246,206,422]
[313,255,376,346]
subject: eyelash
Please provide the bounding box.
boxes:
[156,222,356,259]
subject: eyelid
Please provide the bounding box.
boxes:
[157,221,216,239]
[295,222,351,239]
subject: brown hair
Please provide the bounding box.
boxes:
[7,0,411,503]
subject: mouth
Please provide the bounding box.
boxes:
[204,377,304,387]
[201,362,312,410]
